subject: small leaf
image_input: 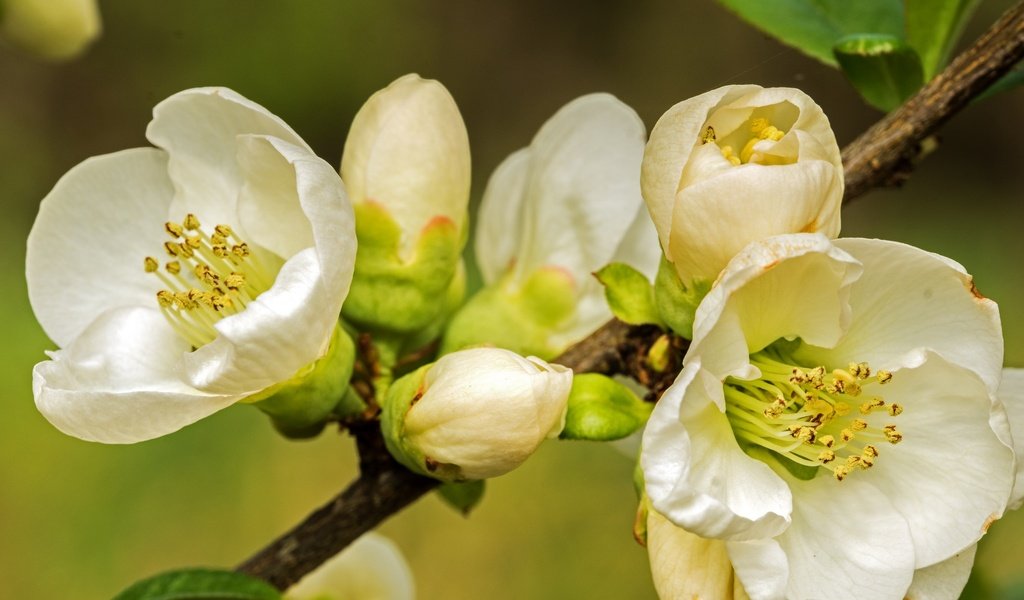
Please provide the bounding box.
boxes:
[113,568,281,600]
[654,257,709,340]
[906,0,980,79]
[715,0,903,66]
[834,34,924,111]
[594,262,663,327]
[436,480,486,516]
[560,374,653,441]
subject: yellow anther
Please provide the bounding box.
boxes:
[740,137,759,163]
[225,272,246,291]
[183,214,201,230]
[232,243,251,258]
[166,261,181,275]
[164,241,180,257]
[165,222,184,239]
[211,233,227,246]
[859,397,885,414]
[719,145,742,165]
[841,428,855,443]
[184,236,201,249]
[177,242,195,258]
[863,445,879,458]
[846,455,864,469]
[834,402,851,416]
[214,224,233,238]
[888,403,903,416]
[144,257,159,273]
[818,449,836,464]
[749,117,769,134]
[833,465,850,481]
[789,368,807,384]
[851,419,867,431]
[211,295,232,311]
[173,291,192,310]
[827,379,846,394]
[877,370,893,384]
[701,125,716,144]
[849,362,871,379]
[819,434,836,448]
[213,245,230,258]
[883,425,903,444]
[156,290,174,307]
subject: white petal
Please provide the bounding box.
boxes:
[1001,368,1024,509]
[688,234,862,381]
[512,93,648,284]
[285,533,415,600]
[146,87,308,228]
[611,203,662,281]
[26,148,174,347]
[33,306,241,443]
[341,74,470,250]
[905,544,977,600]
[235,134,356,287]
[726,539,789,600]
[646,509,741,600]
[182,248,338,394]
[857,353,1013,567]
[809,238,1004,393]
[641,85,760,250]
[668,160,842,283]
[475,148,530,284]
[642,362,792,541]
[778,476,916,600]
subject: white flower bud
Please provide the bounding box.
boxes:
[383,348,572,481]
[1,0,101,61]
[641,85,843,286]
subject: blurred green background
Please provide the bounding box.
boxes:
[1,1,1021,598]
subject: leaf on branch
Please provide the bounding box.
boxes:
[834,34,925,111]
[595,262,663,327]
[114,568,282,600]
[906,0,981,79]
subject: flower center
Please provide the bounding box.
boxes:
[144,214,274,349]
[701,116,790,166]
[724,342,903,482]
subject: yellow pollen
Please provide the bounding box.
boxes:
[819,435,836,448]
[183,213,201,230]
[860,397,885,414]
[883,425,903,444]
[144,257,159,273]
[841,428,855,443]
[818,449,836,464]
[225,272,246,291]
[156,290,174,307]
[213,244,230,258]
[833,465,850,481]
[888,403,903,416]
[749,117,769,134]
[211,233,227,246]
[849,362,871,379]
[165,222,184,238]
[877,370,893,384]
[164,241,180,257]
[214,224,233,237]
[177,242,195,258]
[851,419,867,431]
[863,445,879,458]
[166,261,181,275]
[232,243,250,258]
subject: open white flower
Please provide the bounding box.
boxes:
[641,233,1013,599]
[382,347,572,481]
[286,533,414,600]
[641,86,843,287]
[445,93,659,356]
[28,87,355,443]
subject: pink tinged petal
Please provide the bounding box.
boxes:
[475,148,530,284]
[512,93,649,285]
[904,544,977,600]
[688,234,862,380]
[642,362,793,541]
[668,160,842,283]
[1000,368,1024,509]
[145,87,309,228]
[33,306,242,443]
[779,476,916,600]
[27,148,174,347]
[813,238,1004,394]
[235,135,356,289]
[641,85,761,250]
[726,539,789,600]
[646,509,742,600]
[183,248,337,394]
[862,353,1013,566]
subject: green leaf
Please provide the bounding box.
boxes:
[594,262,663,327]
[436,480,486,515]
[560,374,653,441]
[834,34,924,111]
[113,568,281,600]
[654,256,709,340]
[716,0,903,66]
[905,0,980,79]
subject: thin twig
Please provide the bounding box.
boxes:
[237,2,1024,589]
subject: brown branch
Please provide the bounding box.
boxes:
[841,0,1024,202]
[237,2,1024,589]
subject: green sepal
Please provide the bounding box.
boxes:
[343,202,466,335]
[380,364,463,480]
[112,568,281,600]
[436,480,486,516]
[654,256,709,340]
[560,373,653,442]
[441,267,577,360]
[595,262,664,327]
[834,34,925,112]
[251,323,356,439]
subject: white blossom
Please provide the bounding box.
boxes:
[286,533,414,600]
[28,87,355,443]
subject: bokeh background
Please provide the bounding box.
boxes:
[1,1,1022,598]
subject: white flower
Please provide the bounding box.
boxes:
[641,234,1013,599]
[0,0,100,60]
[28,87,355,443]
[341,73,471,255]
[460,93,659,352]
[384,348,573,481]
[641,86,843,287]
[285,533,414,600]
